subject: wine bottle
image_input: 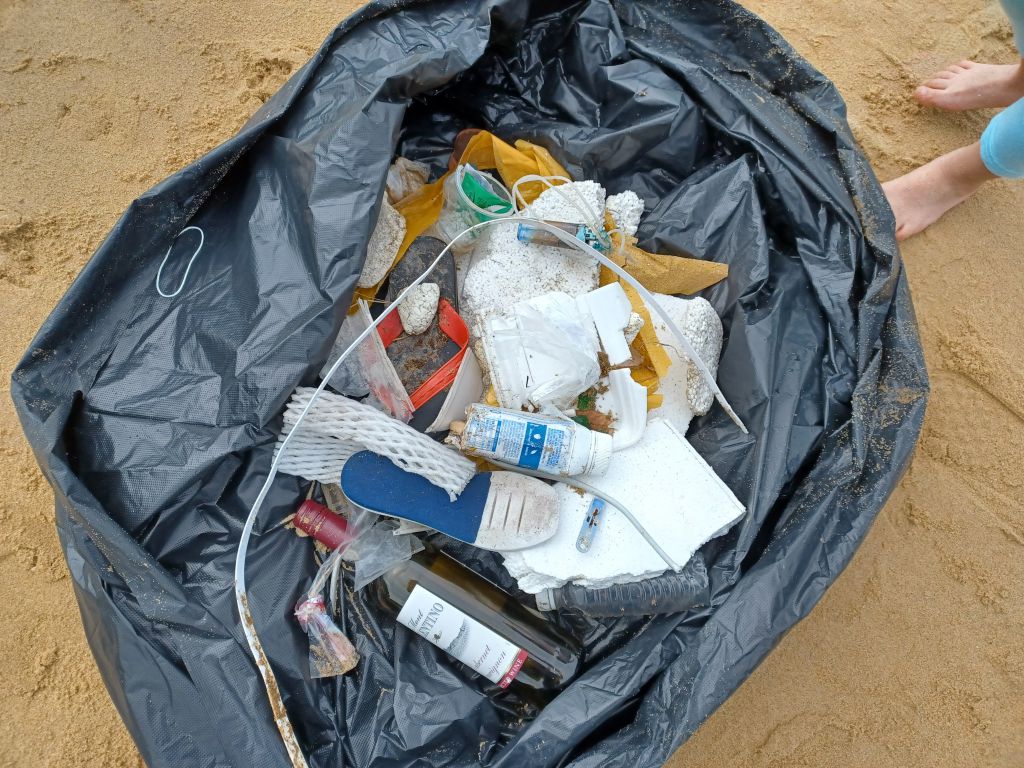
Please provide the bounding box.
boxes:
[295,500,581,693]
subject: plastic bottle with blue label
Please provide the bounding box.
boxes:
[460,404,612,476]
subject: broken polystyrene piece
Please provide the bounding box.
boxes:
[581,283,633,366]
[341,450,560,551]
[397,282,440,335]
[500,418,745,593]
[358,196,406,288]
[605,190,644,239]
[645,359,694,434]
[624,312,644,344]
[459,181,603,336]
[481,291,601,411]
[650,293,723,418]
[424,347,484,433]
[602,369,648,450]
[679,297,724,415]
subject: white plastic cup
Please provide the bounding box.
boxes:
[433,165,513,254]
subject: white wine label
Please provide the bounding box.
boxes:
[396,584,528,688]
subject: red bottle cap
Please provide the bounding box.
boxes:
[294,500,353,551]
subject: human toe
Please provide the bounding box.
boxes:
[915,85,942,105]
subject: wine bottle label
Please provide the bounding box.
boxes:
[396,584,528,688]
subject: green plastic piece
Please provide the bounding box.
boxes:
[461,167,512,213]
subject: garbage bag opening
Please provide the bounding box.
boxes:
[11,1,927,767]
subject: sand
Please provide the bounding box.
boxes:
[0,1,1020,767]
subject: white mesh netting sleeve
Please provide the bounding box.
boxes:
[274,387,475,500]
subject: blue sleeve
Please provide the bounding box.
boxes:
[1000,0,1024,52]
[981,96,1024,178]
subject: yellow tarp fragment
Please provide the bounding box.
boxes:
[599,213,728,408]
[623,283,672,380]
[602,211,728,296]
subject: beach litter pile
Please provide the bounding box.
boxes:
[257,131,747,708]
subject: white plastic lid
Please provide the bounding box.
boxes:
[534,589,557,612]
[588,431,614,476]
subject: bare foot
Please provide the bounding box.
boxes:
[882,142,996,241]
[914,59,1024,111]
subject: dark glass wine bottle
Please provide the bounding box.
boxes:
[295,500,581,694]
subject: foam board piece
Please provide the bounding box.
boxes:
[501,418,745,592]
[645,294,705,433]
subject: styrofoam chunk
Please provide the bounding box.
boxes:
[397,283,439,335]
[501,419,745,592]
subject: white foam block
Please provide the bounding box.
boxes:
[501,418,745,592]
[458,181,604,338]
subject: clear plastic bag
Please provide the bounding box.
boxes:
[386,157,430,205]
[294,594,359,678]
[321,300,413,421]
[481,291,601,411]
[320,313,371,398]
[292,506,422,677]
[343,514,425,590]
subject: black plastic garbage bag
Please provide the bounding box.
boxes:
[12,0,928,766]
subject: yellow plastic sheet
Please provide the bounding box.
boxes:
[602,211,728,296]
[610,234,729,295]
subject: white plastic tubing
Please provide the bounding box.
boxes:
[232,186,748,767]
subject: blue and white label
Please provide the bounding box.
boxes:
[464,409,575,474]
[519,422,548,469]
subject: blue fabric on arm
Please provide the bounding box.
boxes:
[981,96,1024,178]
[1001,0,1024,52]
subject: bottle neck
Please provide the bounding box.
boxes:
[294,500,354,551]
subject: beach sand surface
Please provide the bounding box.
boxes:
[0,1,1020,766]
